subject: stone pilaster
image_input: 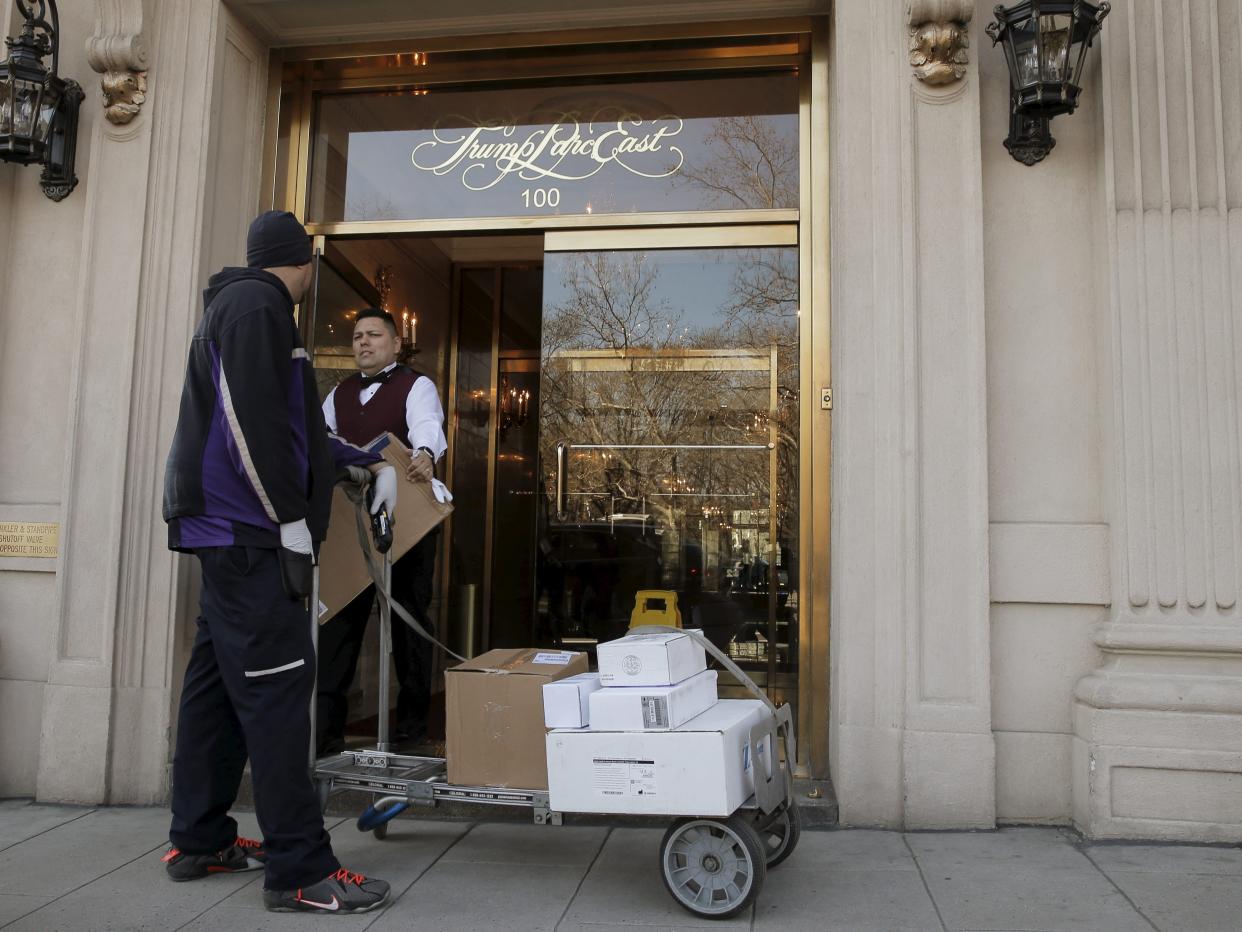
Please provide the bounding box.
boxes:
[830,0,994,828]
[1074,0,1242,840]
[36,0,264,804]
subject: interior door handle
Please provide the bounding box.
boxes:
[555,441,571,520]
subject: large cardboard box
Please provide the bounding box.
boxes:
[588,670,718,731]
[446,648,588,789]
[543,672,602,729]
[546,699,767,816]
[317,432,453,622]
[596,631,707,686]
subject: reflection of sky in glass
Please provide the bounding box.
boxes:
[543,248,797,350]
[313,74,798,221]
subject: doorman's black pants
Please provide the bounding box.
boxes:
[316,529,439,755]
[169,546,339,891]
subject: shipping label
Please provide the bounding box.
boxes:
[532,651,576,665]
[640,696,670,729]
[592,758,658,798]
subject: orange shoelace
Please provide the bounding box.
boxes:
[332,867,367,885]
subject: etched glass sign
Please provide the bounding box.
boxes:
[310,72,799,221]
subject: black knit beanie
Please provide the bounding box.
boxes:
[246,210,312,269]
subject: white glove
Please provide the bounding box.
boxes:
[279,518,313,555]
[370,465,398,515]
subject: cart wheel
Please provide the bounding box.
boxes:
[315,779,331,815]
[357,799,408,834]
[660,815,767,919]
[756,801,801,867]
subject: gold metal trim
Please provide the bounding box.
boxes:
[315,54,801,91]
[440,265,463,655]
[481,268,503,652]
[806,18,832,780]
[767,341,780,694]
[278,18,816,62]
[306,210,799,238]
[292,75,314,220]
[544,224,797,252]
[258,49,284,210]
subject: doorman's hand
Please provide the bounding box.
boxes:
[407,450,434,483]
[370,465,398,514]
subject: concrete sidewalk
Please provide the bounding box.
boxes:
[1,800,1240,931]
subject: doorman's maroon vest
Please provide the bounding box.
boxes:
[334,366,422,448]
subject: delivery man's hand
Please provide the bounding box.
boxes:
[278,518,314,600]
[369,464,398,515]
[407,449,434,483]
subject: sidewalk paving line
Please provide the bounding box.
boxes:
[553,826,612,932]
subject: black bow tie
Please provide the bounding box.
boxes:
[359,369,393,389]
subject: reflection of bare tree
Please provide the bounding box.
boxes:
[676,116,798,210]
[543,252,679,355]
[672,113,801,544]
[347,191,401,221]
[540,247,799,592]
[722,249,799,533]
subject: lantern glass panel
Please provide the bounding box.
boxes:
[1067,12,1100,86]
[1010,15,1041,86]
[1039,13,1072,83]
[35,80,61,144]
[0,77,11,135]
[12,78,40,138]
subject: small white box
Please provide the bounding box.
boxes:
[542,673,602,728]
[546,699,767,816]
[588,670,718,731]
[596,631,707,686]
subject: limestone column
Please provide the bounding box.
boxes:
[830,0,995,828]
[1074,0,1242,841]
[35,0,264,804]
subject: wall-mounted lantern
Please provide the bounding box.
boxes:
[986,1,1110,165]
[0,0,83,200]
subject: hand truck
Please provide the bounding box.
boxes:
[309,578,801,920]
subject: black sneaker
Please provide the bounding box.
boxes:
[263,867,391,914]
[163,836,266,881]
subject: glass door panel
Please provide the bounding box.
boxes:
[537,243,800,704]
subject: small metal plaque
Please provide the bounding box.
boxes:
[349,751,391,769]
[0,522,59,558]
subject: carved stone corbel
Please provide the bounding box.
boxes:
[86,0,151,125]
[908,0,974,85]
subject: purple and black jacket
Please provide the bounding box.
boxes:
[163,267,378,552]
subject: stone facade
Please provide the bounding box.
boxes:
[0,0,1238,840]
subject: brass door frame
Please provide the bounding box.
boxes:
[272,20,832,780]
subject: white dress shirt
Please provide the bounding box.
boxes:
[323,362,447,461]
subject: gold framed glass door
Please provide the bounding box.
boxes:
[270,20,831,777]
[537,227,801,710]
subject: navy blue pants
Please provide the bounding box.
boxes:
[169,546,339,891]
[316,529,439,754]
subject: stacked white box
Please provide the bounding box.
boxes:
[542,672,602,728]
[546,699,767,815]
[596,631,707,686]
[588,669,718,731]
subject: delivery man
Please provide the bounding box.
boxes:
[316,307,447,755]
[162,211,395,915]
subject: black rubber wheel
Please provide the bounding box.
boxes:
[756,801,802,867]
[659,815,767,919]
[372,821,389,840]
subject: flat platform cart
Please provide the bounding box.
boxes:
[311,610,800,920]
